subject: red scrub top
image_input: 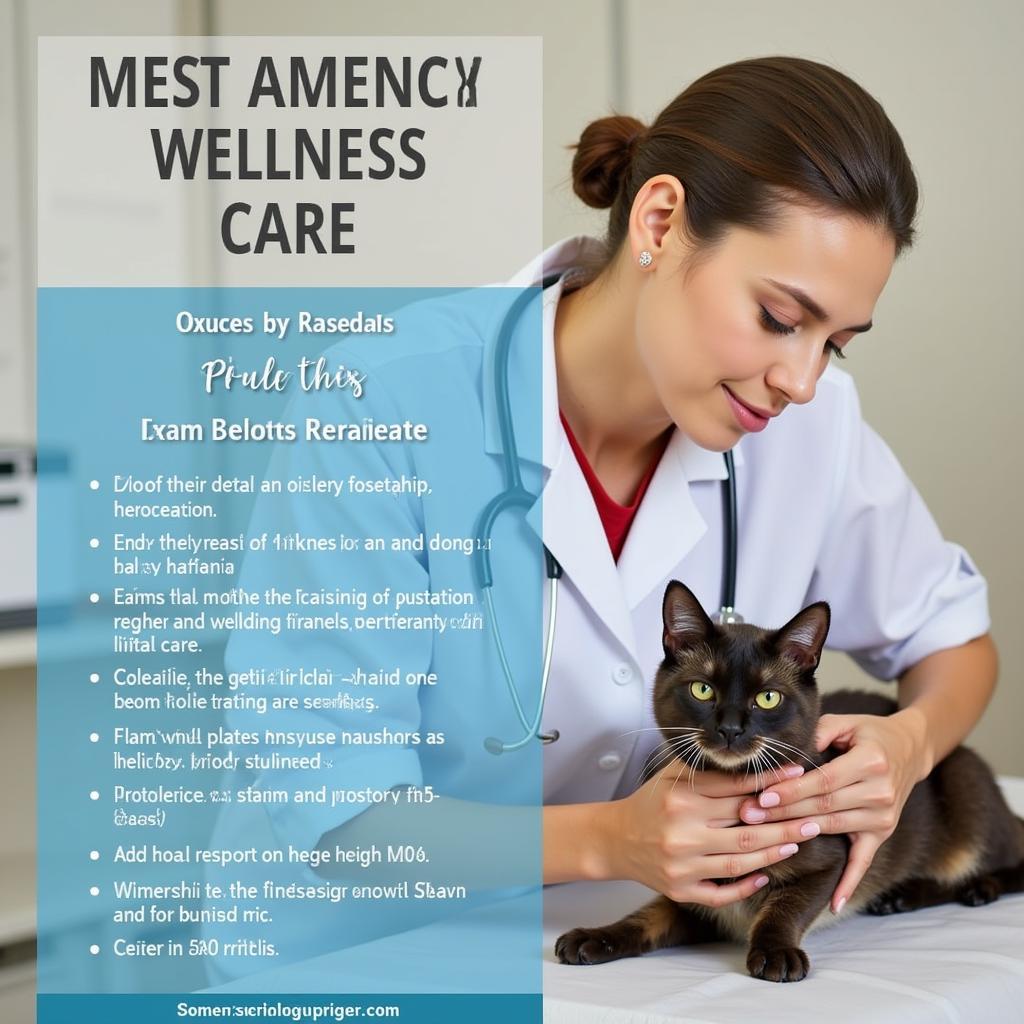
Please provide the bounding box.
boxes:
[559,410,673,562]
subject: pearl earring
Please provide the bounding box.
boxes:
[638,250,653,268]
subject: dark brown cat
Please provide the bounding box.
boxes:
[555,580,1024,982]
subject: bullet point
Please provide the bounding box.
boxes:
[89,850,100,861]
[89,791,99,801]
[89,673,100,684]
[89,944,100,955]
[89,538,100,549]
[89,593,100,604]
[90,732,99,743]
[89,886,99,896]
[89,480,99,490]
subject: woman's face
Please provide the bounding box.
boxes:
[632,182,896,451]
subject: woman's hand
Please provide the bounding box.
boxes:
[737,709,930,913]
[597,761,821,907]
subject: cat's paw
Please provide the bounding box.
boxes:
[958,875,1000,907]
[864,890,911,915]
[555,926,636,966]
[746,944,810,983]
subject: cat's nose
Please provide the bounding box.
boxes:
[717,723,744,745]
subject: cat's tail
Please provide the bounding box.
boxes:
[973,818,1024,899]
[989,859,1024,897]
[994,816,1024,895]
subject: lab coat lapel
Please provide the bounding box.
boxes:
[527,448,638,658]
[617,432,746,611]
[522,254,638,658]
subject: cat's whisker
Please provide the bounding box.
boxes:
[661,739,703,786]
[617,727,703,737]
[617,726,703,747]
[650,733,704,767]
[681,741,705,793]
[641,748,684,789]
[758,735,815,759]
[740,748,758,789]
[691,742,708,790]
[758,735,822,767]
[743,746,765,790]
[667,740,704,799]
[749,745,770,790]
[645,734,700,772]
[646,737,703,797]
[756,742,783,775]
[755,745,784,789]
[750,748,771,792]
[757,736,826,775]
[644,749,687,793]
[745,747,763,790]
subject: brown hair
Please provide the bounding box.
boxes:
[570,56,918,278]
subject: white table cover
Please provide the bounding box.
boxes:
[542,777,1024,1023]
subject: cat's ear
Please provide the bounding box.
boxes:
[771,602,831,672]
[662,580,716,654]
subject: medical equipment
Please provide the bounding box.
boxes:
[475,275,742,754]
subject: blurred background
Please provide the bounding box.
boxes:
[3,1,1021,1019]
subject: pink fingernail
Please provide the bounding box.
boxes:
[834,896,847,915]
[784,766,805,778]
[745,809,767,823]
[760,792,781,808]
[754,876,770,889]
[779,843,799,856]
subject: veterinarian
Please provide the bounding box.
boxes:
[207,56,997,982]
[533,56,996,918]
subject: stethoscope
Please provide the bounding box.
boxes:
[474,273,742,754]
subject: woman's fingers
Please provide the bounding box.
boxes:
[692,811,844,882]
[671,815,834,905]
[700,843,801,882]
[750,745,877,809]
[686,872,773,909]
[738,780,887,827]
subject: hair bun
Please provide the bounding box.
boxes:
[570,114,647,210]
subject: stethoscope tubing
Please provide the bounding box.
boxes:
[475,273,738,752]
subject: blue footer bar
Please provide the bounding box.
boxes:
[38,994,542,1023]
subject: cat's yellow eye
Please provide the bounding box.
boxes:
[689,681,715,702]
[755,690,782,710]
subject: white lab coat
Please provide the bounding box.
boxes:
[204,234,989,980]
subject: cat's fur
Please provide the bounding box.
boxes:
[555,580,1024,982]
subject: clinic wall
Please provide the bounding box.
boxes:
[0,0,30,443]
